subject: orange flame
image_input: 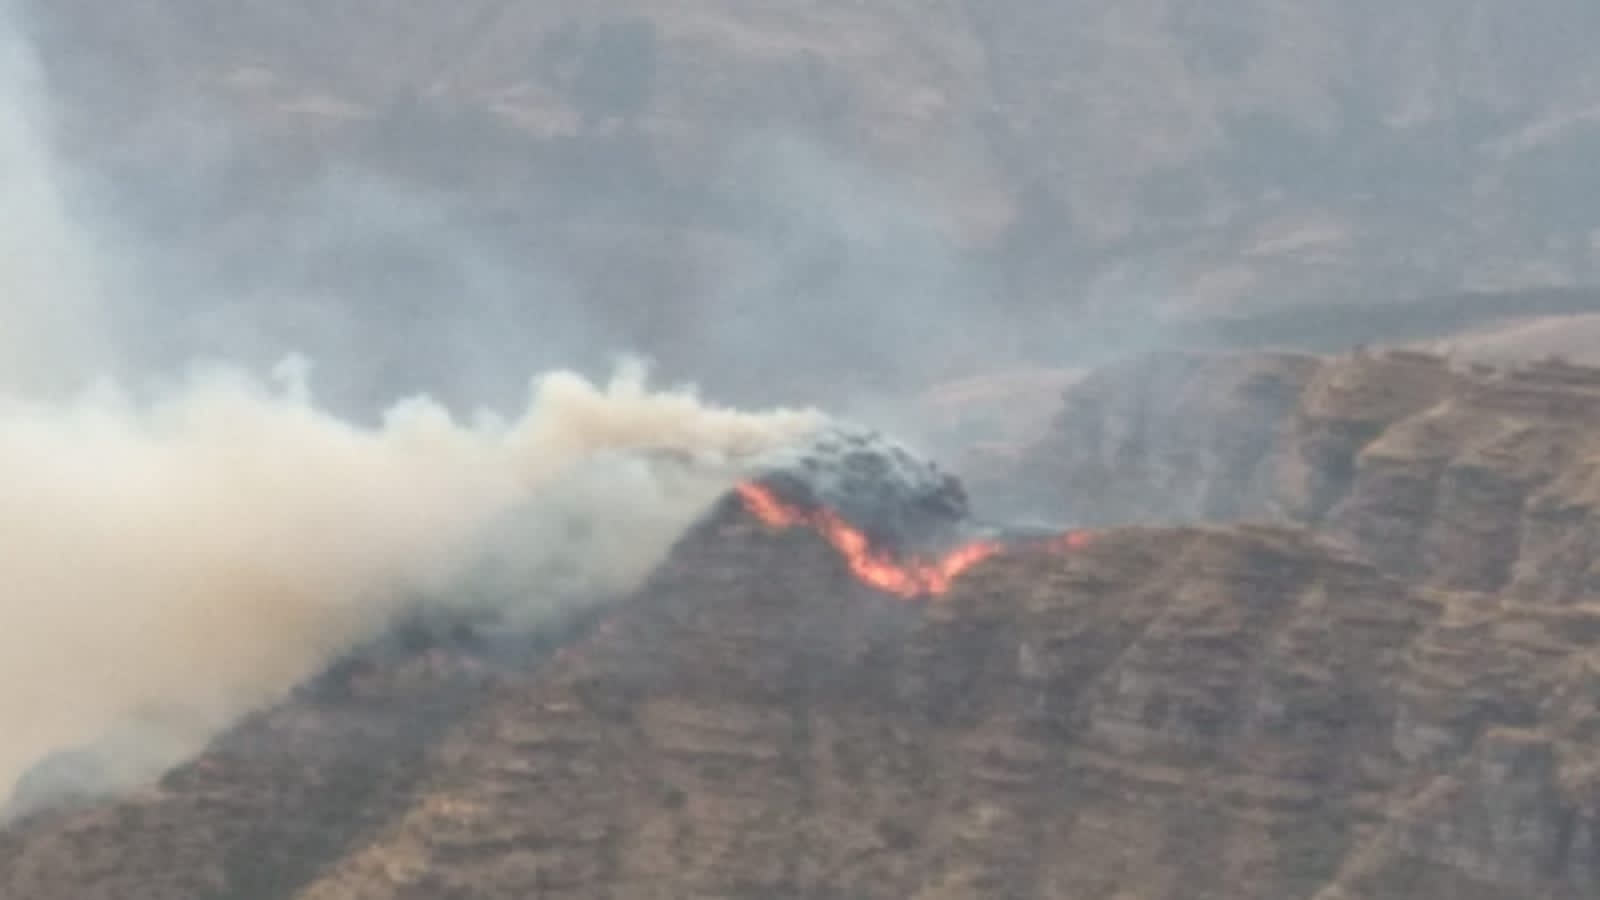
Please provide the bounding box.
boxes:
[539,487,1090,676]
[735,481,1082,598]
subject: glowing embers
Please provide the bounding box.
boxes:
[735,482,1085,598]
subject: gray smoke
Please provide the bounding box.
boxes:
[0,8,825,815]
[750,425,974,554]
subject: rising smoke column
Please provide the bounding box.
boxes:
[0,363,822,807]
[0,6,107,394]
[0,8,824,812]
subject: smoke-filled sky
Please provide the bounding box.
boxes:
[0,6,826,813]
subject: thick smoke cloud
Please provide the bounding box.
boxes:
[0,9,822,814]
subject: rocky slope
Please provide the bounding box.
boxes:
[1420,312,1600,366]
[12,351,1600,898]
[995,347,1600,601]
[0,620,523,898]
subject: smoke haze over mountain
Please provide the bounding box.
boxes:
[12,0,1600,827]
[0,5,824,813]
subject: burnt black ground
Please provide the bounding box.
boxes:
[748,425,974,554]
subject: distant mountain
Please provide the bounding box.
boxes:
[22,2,1600,402]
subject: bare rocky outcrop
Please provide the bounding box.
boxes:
[10,349,1600,897]
[5,486,1600,898]
[1000,348,1600,602]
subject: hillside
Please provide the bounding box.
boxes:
[993,346,1600,602]
[10,349,1600,897]
[15,4,1600,893]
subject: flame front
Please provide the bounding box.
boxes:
[735,482,1081,598]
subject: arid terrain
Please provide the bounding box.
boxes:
[10,3,1600,898]
[9,347,1600,898]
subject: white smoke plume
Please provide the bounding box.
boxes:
[0,9,823,811]
[0,11,106,393]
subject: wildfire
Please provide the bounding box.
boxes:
[735,481,1085,598]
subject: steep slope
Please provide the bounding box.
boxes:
[1421,312,1600,365]
[0,625,522,899]
[284,513,1600,900]
[9,480,1600,898]
[997,348,1600,601]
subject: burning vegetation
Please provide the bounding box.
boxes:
[735,427,1089,597]
[735,481,1003,596]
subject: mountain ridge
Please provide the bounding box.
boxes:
[12,348,1600,897]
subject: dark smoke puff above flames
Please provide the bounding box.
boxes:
[748,426,973,555]
[732,426,1089,597]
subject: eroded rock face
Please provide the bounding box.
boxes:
[0,633,512,900]
[6,508,1600,899]
[13,349,1600,899]
[1004,349,1600,601]
[989,350,1324,524]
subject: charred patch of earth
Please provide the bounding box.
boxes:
[746,426,977,556]
[712,425,1088,598]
